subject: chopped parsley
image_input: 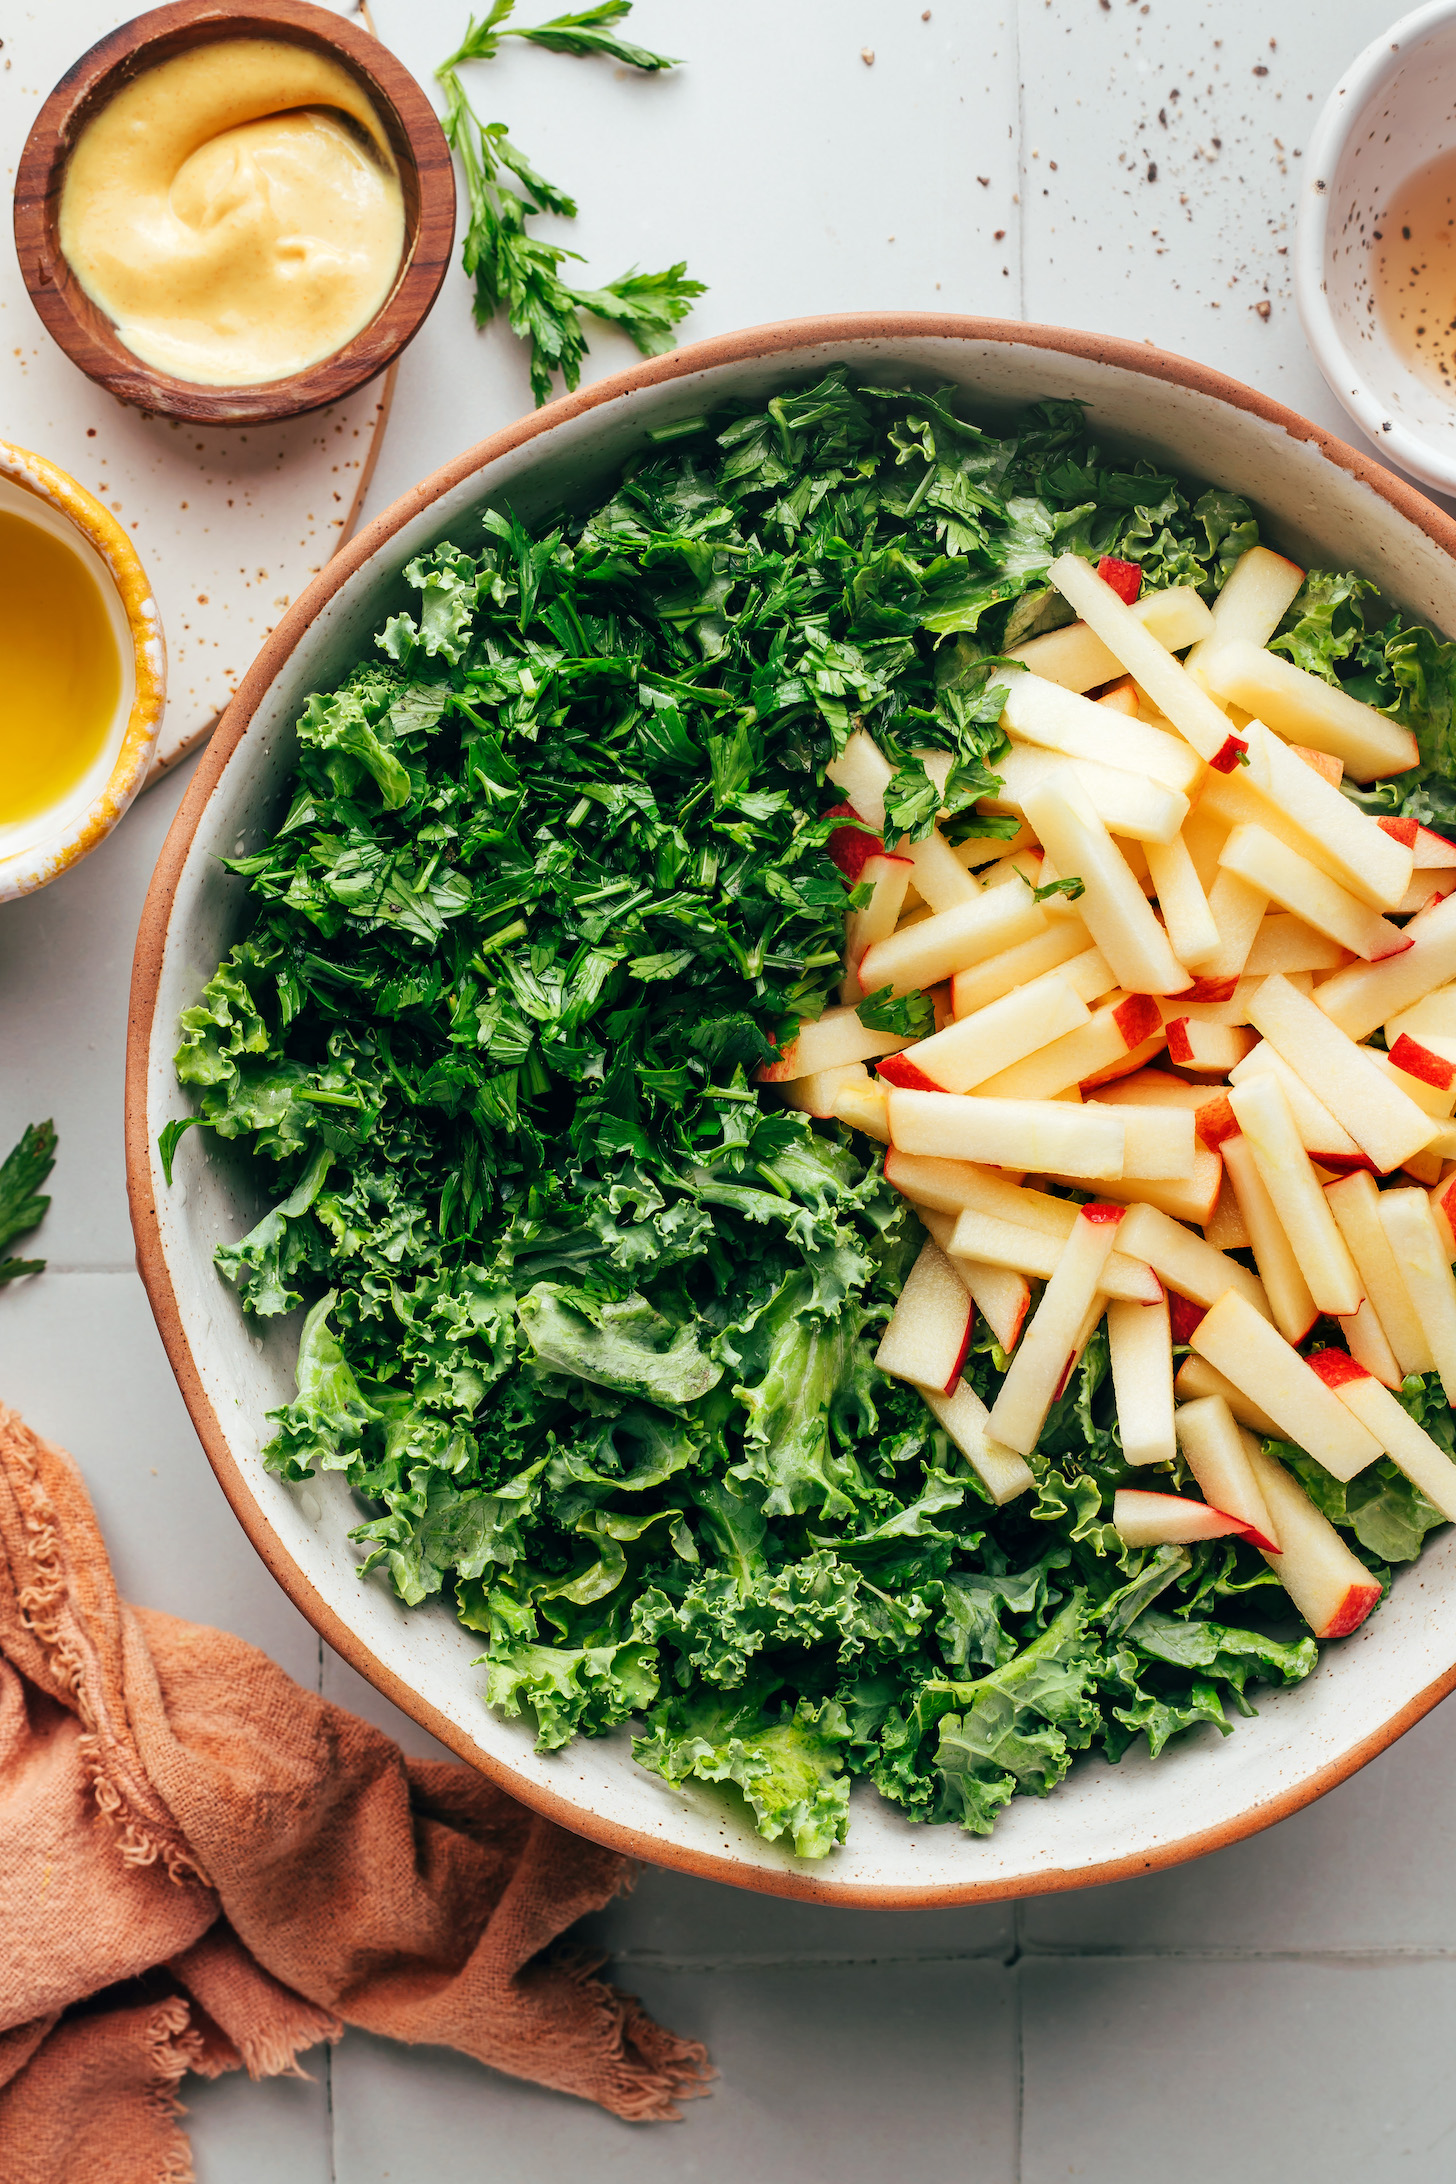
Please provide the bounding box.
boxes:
[167,374,1453,1854]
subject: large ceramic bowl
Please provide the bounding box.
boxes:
[127,315,1456,1906]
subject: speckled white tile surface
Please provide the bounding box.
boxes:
[1021,1958,1456,2183]
[5,2,1456,2178]
[0,0,393,778]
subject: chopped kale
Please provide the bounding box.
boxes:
[171,374,1450,1852]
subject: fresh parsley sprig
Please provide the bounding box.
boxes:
[0,1119,55,1286]
[447,0,679,69]
[438,3,704,406]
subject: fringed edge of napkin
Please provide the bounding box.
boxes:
[552,1946,714,2122]
[0,1408,203,1887]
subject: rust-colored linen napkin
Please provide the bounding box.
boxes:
[0,1406,709,2181]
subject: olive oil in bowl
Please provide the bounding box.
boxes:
[0,494,124,844]
[1372,145,1456,401]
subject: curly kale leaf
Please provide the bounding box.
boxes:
[216,1148,334,1317]
[1271,569,1382,683]
[488,1635,661,1749]
[932,1595,1104,1834]
[518,1282,724,1406]
[1274,1431,1447,1567]
[634,1683,853,1858]
[262,1292,382,1480]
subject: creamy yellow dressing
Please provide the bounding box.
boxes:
[58,39,405,387]
[0,507,121,831]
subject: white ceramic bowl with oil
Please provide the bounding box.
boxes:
[1297,0,1456,496]
[131,317,1456,1905]
[0,442,165,903]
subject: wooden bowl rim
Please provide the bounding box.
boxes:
[12,0,455,427]
[126,312,1456,1902]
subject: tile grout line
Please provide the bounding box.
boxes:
[1011,1900,1025,2184]
[1013,1942,1456,1963]
[598,1942,1456,1973]
[1013,0,1027,323]
[325,2039,337,2184]
[605,1948,1023,1971]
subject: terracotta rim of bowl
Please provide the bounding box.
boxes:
[126,312,1456,1904]
[0,440,166,902]
[12,0,456,427]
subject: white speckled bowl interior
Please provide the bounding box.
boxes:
[1299,0,1456,494]
[131,319,1456,1904]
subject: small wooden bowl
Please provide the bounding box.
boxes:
[12,0,456,427]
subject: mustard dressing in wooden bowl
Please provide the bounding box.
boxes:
[13,0,454,426]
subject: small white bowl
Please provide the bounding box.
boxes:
[1298,0,1456,497]
[0,442,165,902]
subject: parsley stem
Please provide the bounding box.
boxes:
[474,918,529,966]
[905,460,937,517]
[573,876,634,905]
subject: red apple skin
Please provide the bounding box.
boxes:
[1097,677,1141,716]
[1195,1094,1239,1149]
[1080,1029,1168,1089]
[1169,975,1239,1005]
[942,1308,976,1396]
[1321,1580,1384,1639]
[1411,889,1456,932]
[1306,1347,1371,1390]
[1413,824,1456,867]
[1379,815,1420,848]
[1052,1350,1079,1402]
[1209,733,1250,774]
[1168,1293,1208,1346]
[1313,1150,1379,1177]
[1113,1490,1275,1548]
[1164,1017,1194,1064]
[876,1052,945,1093]
[1081,1203,1128,1225]
[1113,993,1164,1048]
[825,803,887,883]
[1389,1032,1456,1091]
[757,1045,800,1084]
[1371,933,1417,964]
[1097,555,1143,603]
